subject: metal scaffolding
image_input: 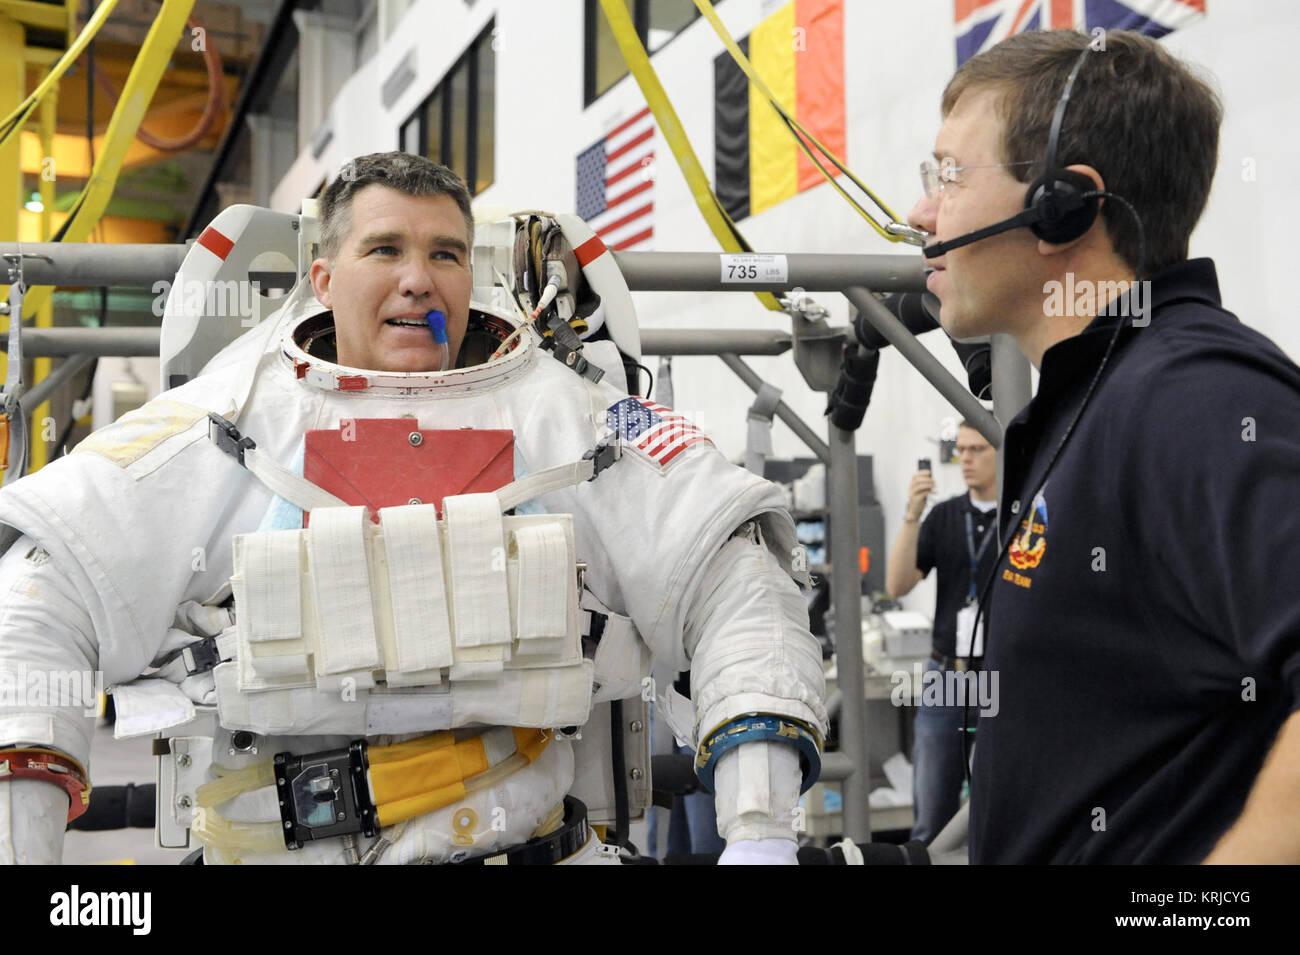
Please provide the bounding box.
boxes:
[0,241,1035,843]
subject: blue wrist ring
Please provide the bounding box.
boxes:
[694,715,822,795]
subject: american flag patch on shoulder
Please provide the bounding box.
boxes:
[606,397,714,469]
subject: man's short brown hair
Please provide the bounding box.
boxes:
[317,152,475,259]
[942,29,1222,274]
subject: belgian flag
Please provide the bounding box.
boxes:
[714,0,846,221]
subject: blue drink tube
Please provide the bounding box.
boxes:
[426,309,449,371]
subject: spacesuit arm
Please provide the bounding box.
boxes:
[683,523,826,846]
[0,535,101,864]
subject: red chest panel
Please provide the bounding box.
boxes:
[303,419,514,523]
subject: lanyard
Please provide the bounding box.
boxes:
[965,509,997,601]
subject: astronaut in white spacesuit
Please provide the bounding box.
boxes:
[0,153,827,865]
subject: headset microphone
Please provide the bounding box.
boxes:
[922,206,1045,258]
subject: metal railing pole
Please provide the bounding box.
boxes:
[718,353,829,464]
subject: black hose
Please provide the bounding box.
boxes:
[847,291,994,410]
[853,292,940,349]
[68,783,156,831]
[826,343,880,431]
[609,699,630,849]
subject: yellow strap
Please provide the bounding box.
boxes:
[596,0,783,311]
[691,0,908,241]
[372,729,552,827]
[369,737,491,806]
[512,727,551,763]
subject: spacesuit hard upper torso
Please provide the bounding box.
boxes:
[0,298,826,864]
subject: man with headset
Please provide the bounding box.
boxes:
[908,29,1300,863]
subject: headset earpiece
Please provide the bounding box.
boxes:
[1024,168,1099,244]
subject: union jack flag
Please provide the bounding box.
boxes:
[955,0,1207,65]
[606,397,714,469]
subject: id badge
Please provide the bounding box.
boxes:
[955,601,984,658]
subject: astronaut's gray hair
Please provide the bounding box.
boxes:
[317,152,475,259]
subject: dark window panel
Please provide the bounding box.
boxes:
[448,58,470,183]
[592,0,634,102]
[647,0,699,52]
[475,30,495,194]
[400,113,421,155]
[585,0,700,105]
[425,88,443,165]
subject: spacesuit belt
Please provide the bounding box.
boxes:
[192,727,553,850]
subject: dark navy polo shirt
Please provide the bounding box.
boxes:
[970,258,1300,864]
[917,494,999,658]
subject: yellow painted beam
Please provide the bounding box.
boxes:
[18,122,228,179]
[23,44,61,65]
[0,0,63,32]
[30,84,57,473]
[0,14,24,394]
[18,209,172,244]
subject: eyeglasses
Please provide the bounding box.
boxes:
[920,158,1035,199]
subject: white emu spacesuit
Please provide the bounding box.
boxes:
[0,180,826,865]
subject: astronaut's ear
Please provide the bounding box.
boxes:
[309,258,333,308]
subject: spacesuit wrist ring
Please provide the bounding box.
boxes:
[693,716,822,796]
[0,747,91,823]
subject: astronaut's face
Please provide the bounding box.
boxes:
[309,185,472,373]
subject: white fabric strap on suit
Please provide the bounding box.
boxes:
[233,530,308,682]
[309,507,382,677]
[513,524,569,643]
[443,494,511,653]
[243,447,347,512]
[241,446,594,517]
[380,505,453,676]
[495,459,594,513]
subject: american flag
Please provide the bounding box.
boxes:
[955,0,1207,65]
[576,107,655,251]
[607,397,713,469]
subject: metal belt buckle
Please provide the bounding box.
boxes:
[181,637,222,676]
[274,740,377,850]
[207,413,256,465]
